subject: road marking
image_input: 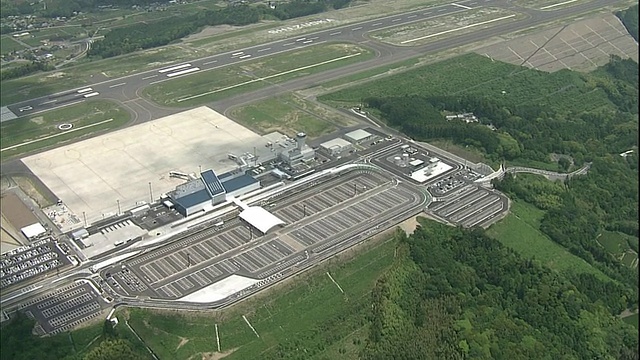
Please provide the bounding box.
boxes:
[178,52,362,103]
[76,88,93,94]
[329,31,341,35]
[257,48,271,52]
[437,8,446,12]
[352,26,362,30]
[83,92,100,98]
[422,12,432,15]
[202,60,217,65]
[40,100,56,105]
[283,42,294,46]
[540,0,579,10]
[238,54,252,59]
[295,37,307,42]
[142,74,158,80]
[302,40,313,44]
[1,118,111,152]
[392,18,401,22]
[371,22,382,26]
[451,3,473,9]
[407,14,417,18]
[108,82,126,88]
[401,14,516,43]
[158,64,191,73]
[310,37,319,40]
[231,52,244,56]
[166,67,200,77]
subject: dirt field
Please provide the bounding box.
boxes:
[475,14,639,72]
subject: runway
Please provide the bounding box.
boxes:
[6,0,627,122]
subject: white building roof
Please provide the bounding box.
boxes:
[21,223,46,239]
[239,206,285,233]
[409,159,424,166]
[345,129,372,142]
[320,138,352,150]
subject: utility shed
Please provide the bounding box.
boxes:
[21,223,46,240]
[344,129,373,143]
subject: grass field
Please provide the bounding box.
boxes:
[597,230,639,269]
[1,35,28,55]
[122,236,398,360]
[229,94,358,138]
[319,53,617,114]
[486,200,612,281]
[143,43,373,107]
[622,313,639,329]
[0,100,131,160]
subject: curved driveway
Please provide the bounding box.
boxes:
[7,0,625,122]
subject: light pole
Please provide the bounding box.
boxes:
[116,199,121,215]
[148,182,153,203]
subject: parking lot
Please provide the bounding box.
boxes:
[101,168,425,301]
[19,281,105,335]
[1,238,71,290]
[428,186,507,228]
[428,169,482,196]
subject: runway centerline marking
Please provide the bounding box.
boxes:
[352,26,363,30]
[451,3,473,9]
[177,52,362,102]
[401,14,516,44]
[329,31,341,35]
[392,18,402,22]
[257,48,271,52]
[108,82,126,88]
[202,60,218,65]
[407,14,418,18]
[1,118,113,152]
[142,74,158,80]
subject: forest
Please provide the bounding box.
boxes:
[361,224,638,359]
[1,0,176,18]
[359,55,639,316]
[0,60,54,80]
[87,0,351,58]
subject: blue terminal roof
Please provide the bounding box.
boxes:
[200,170,226,196]
[174,188,211,209]
[222,174,259,193]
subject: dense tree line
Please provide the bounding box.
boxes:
[616,4,639,42]
[87,0,351,58]
[364,56,638,166]
[1,0,176,18]
[0,61,54,81]
[361,224,638,359]
[0,314,149,360]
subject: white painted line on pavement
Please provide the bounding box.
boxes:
[77,88,93,94]
[407,14,417,18]
[401,14,516,43]
[166,67,200,77]
[158,63,191,73]
[283,42,294,46]
[231,52,244,56]
[239,54,252,59]
[352,26,363,30]
[202,60,218,65]
[392,18,401,22]
[296,38,307,42]
[329,31,341,35]
[257,48,271,52]
[372,22,382,26]
[451,3,473,9]
[142,74,158,80]
[83,92,100,98]
[109,82,126,88]
[540,0,578,10]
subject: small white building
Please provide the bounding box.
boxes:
[320,138,353,156]
[21,223,46,240]
[344,129,373,144]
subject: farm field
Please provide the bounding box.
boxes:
[0,100,130,160]
[143,43,373,107]
[486,200,612,281]
[597,230,639,269]
[229,94,358,138]
[122,237,398,360]
[318,53,618,115]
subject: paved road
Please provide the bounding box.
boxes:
[7,0,627,122]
